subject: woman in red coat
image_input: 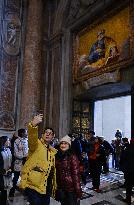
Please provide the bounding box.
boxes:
[55,135,82,205]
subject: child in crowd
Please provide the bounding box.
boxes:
[0,136,12,205]
[79,152,89,188]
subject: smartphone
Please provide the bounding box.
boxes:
[36,110,43,115]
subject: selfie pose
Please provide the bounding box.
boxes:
[55,135,82,205]
[19,114,57,205]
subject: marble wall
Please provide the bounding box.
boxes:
[0,0,26,135]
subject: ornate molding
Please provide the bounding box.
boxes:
[65,0,98,26]
[2,12,21,56]
[5,0,21,11]
[82,70,120,90]
[53,0,98,34]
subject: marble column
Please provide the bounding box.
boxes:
[20,0,43,127]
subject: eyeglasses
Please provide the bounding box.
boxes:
[44,130,53,135]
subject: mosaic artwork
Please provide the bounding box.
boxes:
[73,7,131,82]
[81,117,89,129]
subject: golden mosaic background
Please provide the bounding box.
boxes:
[73,117,80,128]
[81,117,89,129]
[78,7,129,56]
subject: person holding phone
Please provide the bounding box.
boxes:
[19,114,57,205]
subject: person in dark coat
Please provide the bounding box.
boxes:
[114,137,122,170]
[111,139,116,168]
[121,137,129,151]
[10,132,18,172]
[86,130,96,157]
[98,136,113,173]
[72,133,87,161]
[120,138,134,204]
[115,129,122,139]
[120,138,129,188]
[55,135,82,205]
[0,136,12,205]
[88,137,105,192]
[79,152,89,187]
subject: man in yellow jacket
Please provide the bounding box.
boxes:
[19,114,57,205]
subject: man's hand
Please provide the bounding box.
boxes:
[31,114,43,127]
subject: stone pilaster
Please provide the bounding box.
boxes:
[58,31,73,138]
[20,0,43,127]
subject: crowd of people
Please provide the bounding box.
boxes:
[0,114,134,205]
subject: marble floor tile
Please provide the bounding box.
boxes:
[6,170,134,205]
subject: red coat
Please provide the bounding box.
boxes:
[55,150,82,198]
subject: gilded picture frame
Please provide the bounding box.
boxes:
[73,6,134,83]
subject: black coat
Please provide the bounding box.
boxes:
[120,143,134,174]
[103,140,113,155]
[72,138,87,161]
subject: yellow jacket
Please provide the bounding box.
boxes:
[19,123,57,196]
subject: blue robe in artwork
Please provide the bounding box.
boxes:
[88,38,105,63]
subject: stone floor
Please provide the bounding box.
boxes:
[7,169,134,205]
